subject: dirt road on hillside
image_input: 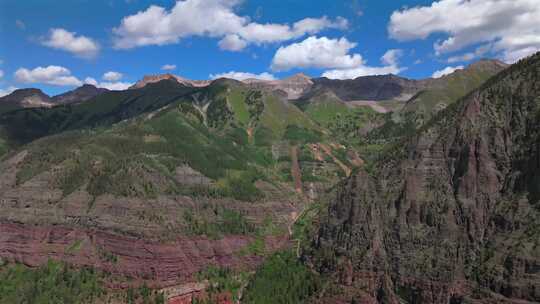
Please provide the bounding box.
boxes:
[290,145,303,194]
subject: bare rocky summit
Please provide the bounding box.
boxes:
[244,73,314,100]
[0,88,53,108]
[130,73,211,89]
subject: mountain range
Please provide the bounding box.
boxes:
[0,55,537,304]
[0,84,108,114]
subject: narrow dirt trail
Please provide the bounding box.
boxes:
[348,150,365,167]
[290,145,303,194]
[246,127,254,143]
[318,143,352,177]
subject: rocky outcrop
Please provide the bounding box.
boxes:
[245,73,314,100]
[162,282,207,304]
[311,53,540,303]
[130,74,211,89]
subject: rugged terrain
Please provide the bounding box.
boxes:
[0,55,534,303]
[0,75,356,303]
[309,53,540,303]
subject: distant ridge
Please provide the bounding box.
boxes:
[244,73,314,100]
[52,84,108,105]
[130,73,211,89]
[5,58,512,109]
[311,73,428,101]
[0,88,53,113]
[0,84,111,114]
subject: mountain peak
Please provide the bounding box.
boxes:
[244,73,314,100]
[8,88,49,98]
[0,88,53,109]
[130,74,179,89]
[52,84,108,105]
[466,58,509,72]
[130,74,210,89]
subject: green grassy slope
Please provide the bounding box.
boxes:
[399,61,506,126]
[300,96,349,127]
[296,90,385,149]
[4,80,326,202]
[15,103,271,202]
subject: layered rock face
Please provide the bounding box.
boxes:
[311,54,540,303]
[0,148,294,290]
[0,221,284,288]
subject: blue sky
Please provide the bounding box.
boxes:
[0,0,539,96]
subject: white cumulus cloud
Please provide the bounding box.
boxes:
[15,66,83,86]
[42,28,100,58]
[271,36,363,71]
[85,77,132,90]
[102,71,123,81]
[447,44,491,63]
[218,34,248,51]
[14,67,131,90]
[271,37,405,79]
[388,0,540,63]
[210,71,275,81]
[112,0,347,50]
[321,48,405,79]
[97,82,133,90]
[432,65,464,78]
[161,64,177,71]
[381,49,403,66]
[84,77,98,86]
[322,65,403,80]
